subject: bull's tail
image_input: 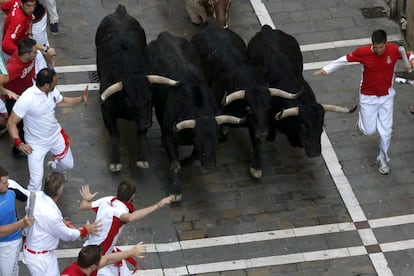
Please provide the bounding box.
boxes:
[115,4,127,16]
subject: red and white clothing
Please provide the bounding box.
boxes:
[23,191,81,276]
[83,197,134,276]
[322,43,413,163]
[61,261,96,276]
[12,85,74,191]
[4,50,36,97]
[1,0,32,56]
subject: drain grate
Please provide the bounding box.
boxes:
[360,7,388,19]
[89,71,100,83]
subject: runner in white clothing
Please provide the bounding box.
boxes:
[7,68,89,191]
[23,172,101,276]
[80,182,174,276]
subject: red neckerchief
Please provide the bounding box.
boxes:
[110,197,134,213]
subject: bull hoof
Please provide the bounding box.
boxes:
[250,167,262,178]
[136,161,149,169]
[170,194,182,202]
[110,163,122,172]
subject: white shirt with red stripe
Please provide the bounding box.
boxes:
[12,84,63,147]
[83,196,130,255]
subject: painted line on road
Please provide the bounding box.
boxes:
[54,60,358,93]
[52,35,404,74]
[249,0,275,29]
[252,1,392,275]
[45,238,414,276]
[22,212,414,259]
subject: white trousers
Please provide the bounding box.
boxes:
[27,131,74,191]
[43,0,59,24]
[32,13,49,47]
[357,88,395,162]
[23,249,59,276]
[0,238,22,276]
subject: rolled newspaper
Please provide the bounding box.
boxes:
[28,192,36,218]
[398,46,412,72]
[395,77,414,85]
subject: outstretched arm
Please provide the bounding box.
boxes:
[57,86,89,107]
[120,195,175,223]
[99,242,146,268]
[314,55,348,76]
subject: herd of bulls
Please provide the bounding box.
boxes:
[96,5,357,201]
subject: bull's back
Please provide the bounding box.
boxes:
[247,26,303,75]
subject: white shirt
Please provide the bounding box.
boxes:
[25,191,80,251]
[83,196,129,254]
[12,84,63,146]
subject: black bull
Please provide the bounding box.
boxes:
[191,21,303,179]
[96,5,178,172]
[247,25,356,160]
[146,31,244,200]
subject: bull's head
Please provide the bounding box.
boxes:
[223,87,301,142]
[208,0,232,28]
[275,103,357,157]
[174,115,244,174]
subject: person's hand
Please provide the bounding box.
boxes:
[313,69,327,76]
[46,47,56,57]
[81,86,89,102]
[17,143,33,155]
[157,195,175,208]
[80,185,98,201]
[84,220,102,235]
[130,242,146,259]
[5,89,18,100]
[22,215,34,227]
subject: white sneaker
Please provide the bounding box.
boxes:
[61,171,68,182]
[377,159,390,175]
[47,161,67,181]
[47,161,55,170]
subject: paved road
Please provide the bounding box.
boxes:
[1,0,414,275]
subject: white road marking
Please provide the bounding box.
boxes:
[42,2,410,275]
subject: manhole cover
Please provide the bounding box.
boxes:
[89,71,100,83]
[360,7,388,19]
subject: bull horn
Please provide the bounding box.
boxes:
[147,75,180,86]
[215,115,245,125]
[322,104,357,113]
[174,119,196,131]
[275,107,299,120]
[100,81,123,101]
[268,87,302,99]
[224,90,245,105]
